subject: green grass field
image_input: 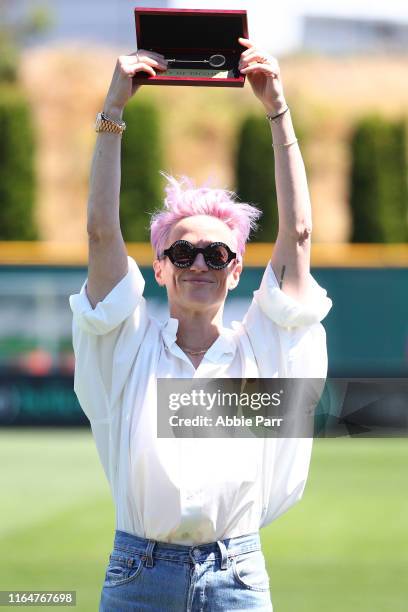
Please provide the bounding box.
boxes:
[0,430,407,611]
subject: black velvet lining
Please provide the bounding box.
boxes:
[138,13,245,53]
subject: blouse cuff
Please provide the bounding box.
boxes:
[253,260,332,328]
[69,256,145,335]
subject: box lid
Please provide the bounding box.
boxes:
[135,8,248,53]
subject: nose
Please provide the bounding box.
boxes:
[190,252,208,270]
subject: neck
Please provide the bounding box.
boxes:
[170,304,224,350]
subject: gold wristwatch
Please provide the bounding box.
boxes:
[95,111,126,135]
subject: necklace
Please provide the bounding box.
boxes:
[178,345,210,356]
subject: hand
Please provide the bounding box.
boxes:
[238,37,286,114]
[103,50,168,118]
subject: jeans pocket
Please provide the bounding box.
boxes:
[104,551,144,588]
[231,549,271,592]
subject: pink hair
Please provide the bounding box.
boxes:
[150,172,262,259]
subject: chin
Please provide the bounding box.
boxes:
[183,292,221,309]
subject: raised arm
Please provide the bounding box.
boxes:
[238,38,312,304]
[86,50,168,308]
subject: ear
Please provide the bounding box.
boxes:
[228,260,243,291]
[153,259,166,287]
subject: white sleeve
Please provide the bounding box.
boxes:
[242,260,332,378]
[253,260,332,328]
[69,256,149,423]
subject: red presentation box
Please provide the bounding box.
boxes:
[133,7,248,87]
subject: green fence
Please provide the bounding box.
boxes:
[0,264,407,425]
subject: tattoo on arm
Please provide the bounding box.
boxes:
[279,265,286,289]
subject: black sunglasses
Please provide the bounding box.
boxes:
[161,240,237,269]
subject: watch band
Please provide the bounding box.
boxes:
[95,112,126,135]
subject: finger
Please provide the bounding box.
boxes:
[134,49,166,60]
[137,63,157,76]
[240,63,278,77]
[127,55,167,69]
[128,52,165,63]
[239,51,279,71]
[126,63,156,77]
[240,46,261,60]
[240,48,277,63]
[240,50,269,62]
[239,51,265,65]
[238,37,254,49]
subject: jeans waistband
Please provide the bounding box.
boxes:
[111,530,262,570]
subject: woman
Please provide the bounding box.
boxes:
[69,37,332,611]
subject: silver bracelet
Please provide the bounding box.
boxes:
[272,139,298,147]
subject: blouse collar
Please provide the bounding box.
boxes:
[161,317,237,363]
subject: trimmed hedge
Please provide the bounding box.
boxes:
[0,43,18,83]
[233,110,307,242]
[0,87,38,240]
[120,98,165,242]
[350,115,408,242]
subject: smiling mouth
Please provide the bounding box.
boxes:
[183,279,214,284]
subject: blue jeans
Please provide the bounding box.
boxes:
[99,529,273,611]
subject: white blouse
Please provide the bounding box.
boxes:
[69,256,332,545]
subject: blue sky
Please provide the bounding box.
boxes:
[160,0,408,53]
[15,0,408,54]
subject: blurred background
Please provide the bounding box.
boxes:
[0,1,407,610]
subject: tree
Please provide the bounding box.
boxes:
[120,98,165,241]
[234,110,307,242]
[0,87,38,240]
[349,115,408,242]
[0,1,52,82]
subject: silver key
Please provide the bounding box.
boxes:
[164,54,226,68]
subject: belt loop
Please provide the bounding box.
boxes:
[217,539,228,570]
[145,539,156,568]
